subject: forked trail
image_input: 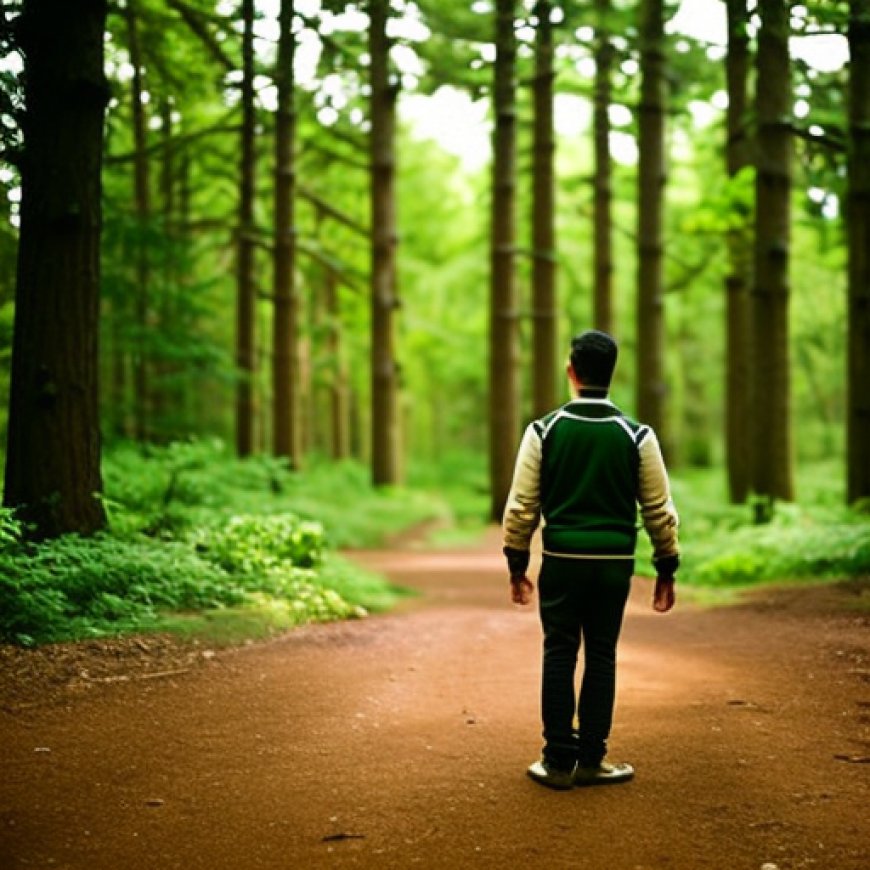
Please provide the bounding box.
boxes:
[1,528,868,869]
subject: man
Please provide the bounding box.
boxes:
[503,329,679,790]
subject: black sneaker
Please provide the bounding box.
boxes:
[527,759,576,790]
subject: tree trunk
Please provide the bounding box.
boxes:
[272,0,302,467]
[724,0,752,503]
[235,0,257,456]
[325,269,351,461]
[636,0,668,445]
[369,0,400,485]
[3,0,108,537]
[847,0,870,504]
[178,144,197,433]
[125,0,151,442]
[751,0,794,507]
[153,96,175,440]
[593,0,615,335]
[531,0,558,416]
[489,0,520,521]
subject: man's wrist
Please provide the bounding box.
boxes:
[653,553,680,579]
[503,545,530,578]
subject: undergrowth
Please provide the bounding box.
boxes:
[0,440,444,647]
[2,444,868,647]
[662,461,870,588]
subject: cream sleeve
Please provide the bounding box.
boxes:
[637,428,680,559]
[502,423,542,552]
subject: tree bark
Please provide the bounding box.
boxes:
[125,0,152,442]
[847,0,870,504]
[636,0,668,446]
[152,96,175,439]
[531,0,558,416]
[489,0,520,521]
[235,0,257,456]
[369,0,400,485]
[272,0,302,467]
[326,269,351,461]
[593,0,615,336]
[751,0,794,506]
[3,0,108,537]
[724,0,752,503]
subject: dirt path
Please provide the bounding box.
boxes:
[1,528,868,870]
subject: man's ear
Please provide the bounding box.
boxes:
[566,362,582,393]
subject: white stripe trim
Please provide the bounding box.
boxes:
[612,416,636,441]
[569,397,616,406]
[541,409,575,439]
[541,410,637,443]
[543,549,635,560]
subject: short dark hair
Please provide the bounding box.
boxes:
[569,330,618,390]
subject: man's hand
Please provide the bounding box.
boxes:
[653,576,676,612]
[510,575,534,606]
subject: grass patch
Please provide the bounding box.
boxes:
[663,460,870,590]
[4,444,867,646]
[0,442,440,647]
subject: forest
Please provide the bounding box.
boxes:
[0,0,869,646]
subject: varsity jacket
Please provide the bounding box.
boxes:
[502,396,680,577]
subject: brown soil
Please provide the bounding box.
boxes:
[1,528,869,870]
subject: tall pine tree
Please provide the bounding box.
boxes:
[489,0,520,520]
[750,0,794,508]
[4,0,109,537]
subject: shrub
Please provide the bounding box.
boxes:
[193,513,325,575]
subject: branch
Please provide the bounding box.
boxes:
[105,114,240,164]
[791,122,845,154]
[665,246,718,294]
[297,238,366,294]
[165,0,236,71]
[297,185,369,237]
[299,140,369,172]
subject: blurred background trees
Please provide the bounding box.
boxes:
[0,0,866,537]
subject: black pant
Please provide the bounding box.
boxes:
[537,555,633,770]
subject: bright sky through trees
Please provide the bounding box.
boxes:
[400,0,851,169]
[0,1,852,199]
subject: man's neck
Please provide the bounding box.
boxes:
[577,388,609,399]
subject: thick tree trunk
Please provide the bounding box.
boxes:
[593,0,615,336]
[847,0,870,504]
[636,0,668,445]
[369,0,400,485]
[235,0,257,456]
[125,0,151,442]
[531,0,558,416]
[751,0,794,506]
[489,0,520,521]
[272,0,302,467]
[724,0,752,503]
[3,0,108,537]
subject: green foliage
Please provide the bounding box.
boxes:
[667,463,870,588]
[0,506,21,551]
[194,514,325,574]
[0,518,363,647]
[691,519,870,586]
[0,533,236,646]
[0,441,448,647]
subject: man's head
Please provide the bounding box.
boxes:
[568,330,618,394]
